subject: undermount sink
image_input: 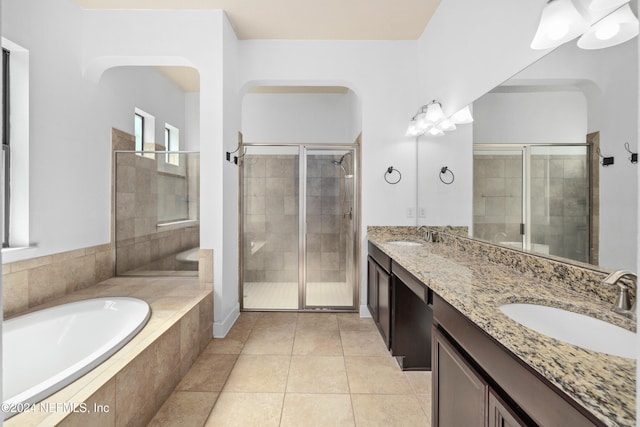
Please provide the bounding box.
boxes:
[499,303,636,359]
[388,241,423,247]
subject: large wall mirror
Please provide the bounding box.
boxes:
[418,34,637,272]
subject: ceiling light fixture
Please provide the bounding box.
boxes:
[531,0,639,50]
[405,101,473,137]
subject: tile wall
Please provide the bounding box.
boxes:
[2,244,114,318]
[114,131,200,274]
[243,154,351,284]
[243,154,300,283]
[473,153,589,263]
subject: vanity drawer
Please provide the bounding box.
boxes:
[368,241,391,273]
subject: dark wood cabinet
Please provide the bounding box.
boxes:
[367,242,392,349]
[433,294,602,427]
[376,263,391,348]
[433,326,488,427]
[367,257,378,320]
[391,262,432,370]
[488,390,527,427]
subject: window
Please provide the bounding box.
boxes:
[2,48,10,247]
[165,123,180,165]
[1,38,30,252]
[134,113,144,152]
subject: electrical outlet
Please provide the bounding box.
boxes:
[418,207,426,218]
[406,207,415,218]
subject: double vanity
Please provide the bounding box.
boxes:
[367,226,635,427]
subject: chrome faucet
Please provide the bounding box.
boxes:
[416,225,434,242]
[602,270,637,319]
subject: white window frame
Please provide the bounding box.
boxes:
[1,37,30,254]
[164,123,180,165]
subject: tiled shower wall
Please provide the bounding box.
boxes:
[473,154,523,243]
[530,154,589,263]
[243,153,351,284]
[306,154,348,283]
[473,153,589,262]
[243,154,299,283]
[114,138,199,275]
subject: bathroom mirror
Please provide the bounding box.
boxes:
[418,37,638,272]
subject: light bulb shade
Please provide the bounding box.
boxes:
[405,121,421,137]
[416,112,433,132]
[578,3,639,49]
[450,105,474,124]
[425,102,446,123]
[438,119,457,132]
[589,0,629,11]
[531,0,590,50]
[427,127,444,136]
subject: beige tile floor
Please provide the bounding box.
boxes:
[149,312,432,427]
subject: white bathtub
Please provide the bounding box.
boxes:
[2,297,150,420]
[176,247,199,263]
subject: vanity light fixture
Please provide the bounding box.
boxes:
[589,0,629,10]
[530,0,589,50]
[577,3,639,48]
[405,101,473,137]
[450,105,474,124]
[531,0,639,50]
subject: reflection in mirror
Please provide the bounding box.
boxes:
[471,38,637,271]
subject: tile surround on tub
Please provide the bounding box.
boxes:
[5,277,213,427]
[2,243,115,318]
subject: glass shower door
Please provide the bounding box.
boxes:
[304,149,356,308]
[529,145,589,262]
[241,146,300,310]
[472,147,524,249]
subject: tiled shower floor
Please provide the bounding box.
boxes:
[149,312,432,426]
[243,282,354,309]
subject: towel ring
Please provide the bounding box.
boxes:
[439,166,454,185]
[384,166,402,184]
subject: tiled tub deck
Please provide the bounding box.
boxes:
[5,276,213,427]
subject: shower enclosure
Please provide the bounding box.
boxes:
[114,151,200,276]
[473,144,590,263]
[240,144,358,311]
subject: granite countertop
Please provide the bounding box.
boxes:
[367,228,636,427]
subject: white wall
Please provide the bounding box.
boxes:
[236,40,421,314]
[220,15,241,336]
[241,91,360,144]
[1,0,192,263]
[98,66,187,146]
[417,126,474,228]
[474,90,588,144]
[184,93,200,151]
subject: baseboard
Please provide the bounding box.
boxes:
[213,303,240,338]
[360,304,372,318]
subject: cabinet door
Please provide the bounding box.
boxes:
[376,264,391,349]
[433,326,488,427]
[488,390,527,427]
[367,257,378,321]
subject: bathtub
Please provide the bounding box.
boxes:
[2,297,150,420]
[176,247,199,263]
